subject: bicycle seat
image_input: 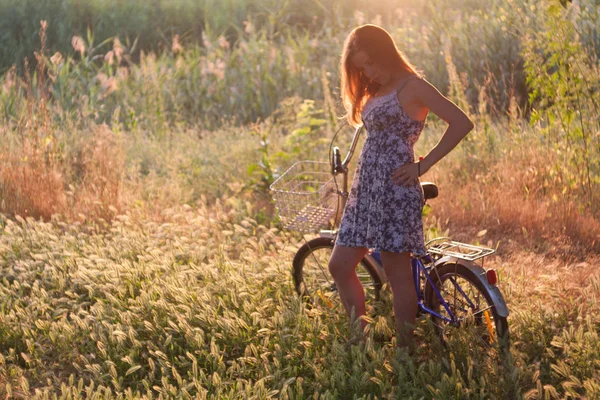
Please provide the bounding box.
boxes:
[421,182,438,200]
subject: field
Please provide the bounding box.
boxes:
[0,0,599,398]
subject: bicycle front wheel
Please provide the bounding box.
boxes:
[426,262,509,360]
[292,237,382,310]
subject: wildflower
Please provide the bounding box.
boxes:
[72,36,86,55]
[218,36,230,50]
[214,60,226,80]
[201,58,226,80]
[142,52,156,70]
[96,73,118,99]
[117,67,129,81]
[243,21,254,35]
[113,38,124,64]
[96,72,107,83]
[50,52,63,66]
[103,77,118,96]
[104,51,114,65]
[172,34,183,54]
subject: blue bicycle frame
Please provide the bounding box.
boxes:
[370,251,458,324]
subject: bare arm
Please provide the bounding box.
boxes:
[392,78,473,185]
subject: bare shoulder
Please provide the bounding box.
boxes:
[395,75,432,121]
[400,76,440,102]
[409,77,471,124]
[410,77,442,97]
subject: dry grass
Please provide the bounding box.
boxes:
[430,142,600,258]
[0,154,66,219]
[0,125,124,223]
[64,125,125,222]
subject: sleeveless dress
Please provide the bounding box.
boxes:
[335,77,427,256]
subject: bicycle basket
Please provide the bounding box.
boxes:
[270,161,338,233]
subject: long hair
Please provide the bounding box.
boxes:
[340,25,420,126]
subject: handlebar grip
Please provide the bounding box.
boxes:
[332,146,342,174]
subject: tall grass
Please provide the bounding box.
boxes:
[0,0,599,396]
[0,22,124,222]
[523,0,600,214]
[0,0,550,124]
[1,207,599,397]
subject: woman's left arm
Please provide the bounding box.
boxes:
[392,78,474,186]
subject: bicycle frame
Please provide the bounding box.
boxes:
[368,251,458,324]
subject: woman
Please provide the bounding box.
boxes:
[329,24,474,348]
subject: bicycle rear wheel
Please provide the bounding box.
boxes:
[425,262,509,360]
[292,237,382,310]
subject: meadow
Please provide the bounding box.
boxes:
[0,0,599,398]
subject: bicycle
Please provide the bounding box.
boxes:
[270,125,510,355]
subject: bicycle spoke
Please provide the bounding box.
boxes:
[470,305,494,317]
[465,324,496,348]
[297,241,380,310]
[448,275,476,309]
[304,239,333,285]
[428,266,508,363]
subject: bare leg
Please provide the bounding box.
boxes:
[328,245,370,330]
[380,251,417,348]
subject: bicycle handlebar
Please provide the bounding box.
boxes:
[341,126,364,169]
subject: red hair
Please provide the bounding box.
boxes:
[340,25,420,126]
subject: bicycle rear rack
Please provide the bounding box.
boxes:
[427,240,495,261]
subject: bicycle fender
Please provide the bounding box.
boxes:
[434,257,510,318]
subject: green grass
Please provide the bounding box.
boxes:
[0,0,554,128]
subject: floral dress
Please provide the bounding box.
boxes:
[335,78,427,255]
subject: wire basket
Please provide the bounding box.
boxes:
[270,161,339,233]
